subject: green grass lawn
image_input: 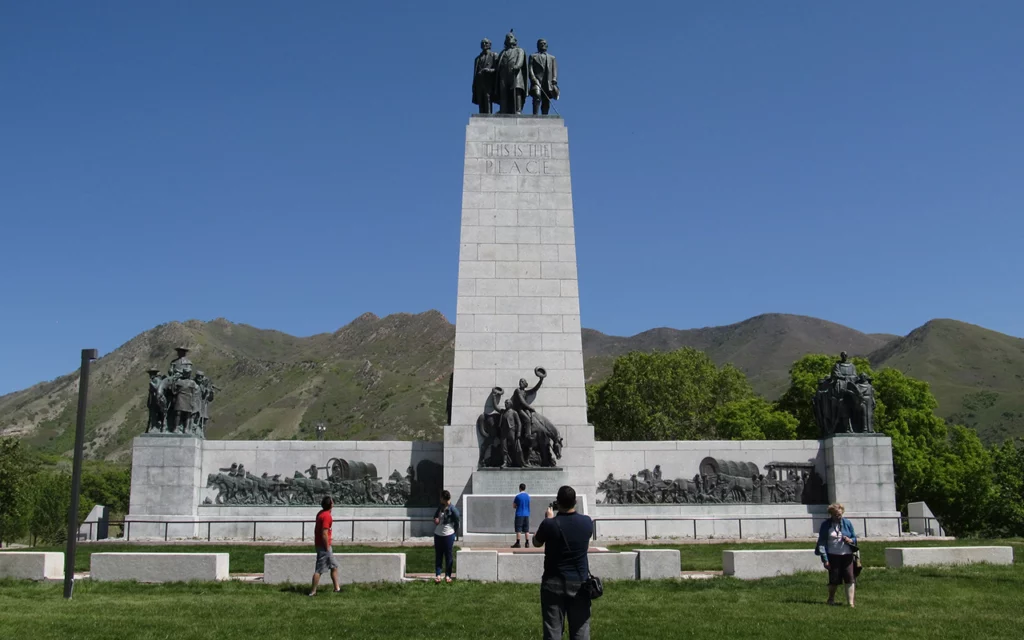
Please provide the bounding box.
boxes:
[608,538,1024,571]
[3,543,442,574]
[1,564,1022,639]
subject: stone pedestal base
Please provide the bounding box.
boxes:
[472,467,568,495]
[825,434,897,513]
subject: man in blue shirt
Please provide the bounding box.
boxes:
[512,483,531,548]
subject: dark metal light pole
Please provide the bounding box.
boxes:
[63,348,99,600]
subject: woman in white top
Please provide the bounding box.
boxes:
[815,503,858,607]
[433,490,461,584]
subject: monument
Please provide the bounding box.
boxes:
[124,35,902,543]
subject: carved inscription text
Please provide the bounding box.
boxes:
[483,143,554,175]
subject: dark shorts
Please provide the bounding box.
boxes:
[827,553,855,585]
[315,547,339,575]
[515,515,530,533]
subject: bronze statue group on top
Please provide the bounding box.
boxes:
[145,346,218,438]
[473,30,559,115]
[813,352,877,436]
[476,367,564,468]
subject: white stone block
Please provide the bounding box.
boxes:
[541,227,576,245]
[519,314,562,333]
[496,333,543,351]
[495,192,539,210]
[542,298,580,315]
[459,243,477,261]
[481,175,518,192]
[454,368,496,388]
[91,553,230,583]
[635,549,681,580]
[478,243,518,261]
[497,227,541,244]
[543,334,583,350]
[462,225,495,243]
[884,546,1013,568]
[564,350,584,370]
[476,279,518,297]
[541,262,577,280]
[589,552,638,580]
[0,552,64,580]
[497,552,546,583]
[457,550,498,581]
[459,261,496,279]
[495,260,541,278]
[462,191,495,209]
[455,332,495,351]
[519,279,561,297]
[518,210,557,226]
[496,296,542,314]
[473,350,519,369]
[518,351,564,369]
[907,502,944,536]
[722,550,825,580]
[479,209,519,227]
[519,244,559,261]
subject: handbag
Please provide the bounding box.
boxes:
[554,516,602,600]
[853,552,863,578]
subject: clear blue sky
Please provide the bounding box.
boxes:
[2,1,1022,395]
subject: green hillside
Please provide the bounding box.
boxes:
[870,319,1024,443]
[583,313,895,397]
[2,313,1021,459]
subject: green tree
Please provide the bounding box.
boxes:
[714,397,799,440]
[588,348,753,441]
[28,471,74,546]
[988,439,1024,536]
[0,438,37,546]
[81,465,131,516]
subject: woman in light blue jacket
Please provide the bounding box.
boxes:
[815,503,858,607]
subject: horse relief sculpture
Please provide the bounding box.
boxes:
[597,458,828,505]
[203,458,443,507]
[813,352,876,436]
[476,367,563,468]
[145,346,219,438]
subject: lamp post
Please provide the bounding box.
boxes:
[63,348,99,600]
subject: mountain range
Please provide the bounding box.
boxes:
[1,312,1021,461]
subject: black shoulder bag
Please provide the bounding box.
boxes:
[554,517,603,600]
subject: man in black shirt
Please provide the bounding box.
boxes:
[532,485,593,640]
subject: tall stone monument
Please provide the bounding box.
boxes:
[444,114,594,510]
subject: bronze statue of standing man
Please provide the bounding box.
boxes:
[495,31,527,114]
[472,38,499,114]
[528,38,558,115]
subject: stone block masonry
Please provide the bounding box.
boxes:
[447,115,595,507]
[90,553,229,583]
[0,552,64,581]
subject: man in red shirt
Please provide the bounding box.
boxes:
[309,496,341,596]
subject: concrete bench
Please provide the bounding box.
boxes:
[492,551,639,583]
[723,550,825,580]
[457,550,498,581]
[885,546,1013,569]
[589,552,638,580]
[90,553,229,583]
[263,553,406,585]
[635,549,681,580]
[0,552,64,581]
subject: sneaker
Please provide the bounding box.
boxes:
[511,541,521,548]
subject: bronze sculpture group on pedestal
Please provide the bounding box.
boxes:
[812,352,877,437]
[145,346,218,438]
[477,367,563,468]
[473,31,559,115]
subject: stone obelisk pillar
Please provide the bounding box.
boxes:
[444,115,595,507]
